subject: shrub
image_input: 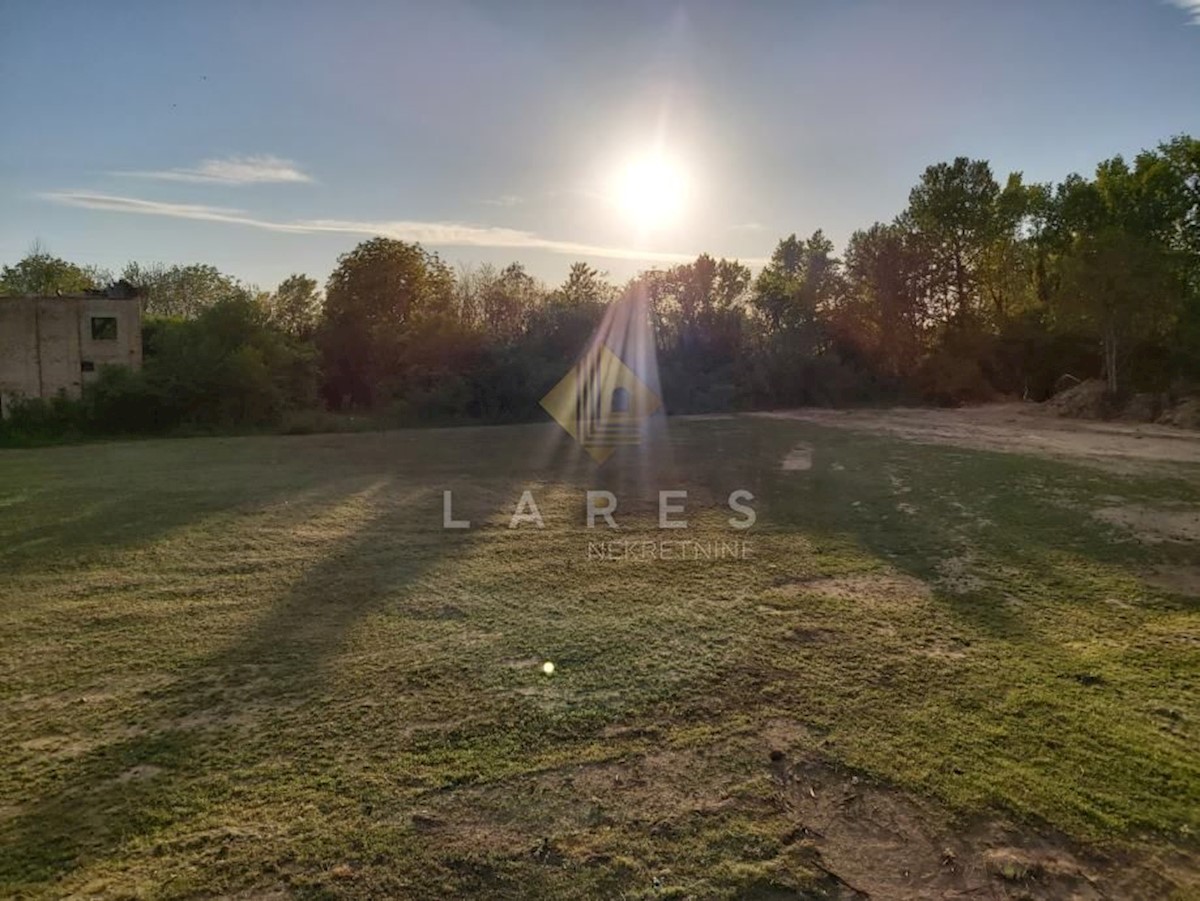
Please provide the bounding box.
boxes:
[0,393,85,445]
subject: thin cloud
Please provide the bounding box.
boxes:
[40,190,748,265]
[1169,0,1200,23]
[483,194,524,207]
[114,155,313,185]
[731,221,766,232]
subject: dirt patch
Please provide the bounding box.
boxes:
[781,572,932,605]
[501,656,544,669]
[781,443,814,471]
[1143,565,1200,596]
[936,554,986,594]
[18,735,99,759]
[779,755,1195,901]
[1094,505,1200,544]
[117,764,163,783]
[408,723,1196,900]
[751,405,1200,478]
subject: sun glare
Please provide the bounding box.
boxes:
[612,152,689,230]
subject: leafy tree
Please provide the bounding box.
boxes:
[122,262,249,317]
[751,231,839,334]
[267,274,322,339]
[456,262,545,342]
[319,238,455,407]
[632,255,752,412]
[838,222,926,379]
[639,254,750,344]
[0,247,105,295]
[978,173,1041,322]
[1045,152,1187,393]
[552,262,616,307]
[145,295,317,426]
[488,264,543,338]
[1140,137,1200,379]
[1055,228,1176,393]
[904,157,1001,324]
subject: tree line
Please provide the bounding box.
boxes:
[1,134,1197,443]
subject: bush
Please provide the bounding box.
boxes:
[83,365,171,433]
[278,408,377,435]
[143,298,318,429]
[0,393,85,445]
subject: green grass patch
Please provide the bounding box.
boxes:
[1,419,1197,898]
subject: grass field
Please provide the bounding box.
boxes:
[1,417,1198,899]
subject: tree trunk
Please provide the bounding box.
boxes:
[1104,323,1118,395]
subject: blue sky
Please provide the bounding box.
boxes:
[2,0,1198,290]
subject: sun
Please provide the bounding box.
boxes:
[611,152,689,230]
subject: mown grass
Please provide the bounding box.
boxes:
[0,418,1197,898]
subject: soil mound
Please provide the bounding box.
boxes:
[1159,396,1200,429]
[1045,379,1111,419]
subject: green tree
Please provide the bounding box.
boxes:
[904,157,1001,324]
[482,263,544,341]
[319,238,455,407]
[146,295,317,426]
[552,262,616,307]
[839,222,926,379]
[1046,152,1187,393]
[978,173,1041,322]
[637,254,750,352]
[122,262,248,317]
[455,262,545,342]
[0,247,105,295]
[267,274,322,339]
[1056,228,1176,393]
[751,231,838,334]
[1141,137,1200,379]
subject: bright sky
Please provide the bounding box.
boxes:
[2,0,1198,290]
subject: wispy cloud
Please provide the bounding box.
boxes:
[1169,0,1200,23]
[113,155,313,185]
[731,221,766,232]
[41,190,745,264]
[483,194,524,207]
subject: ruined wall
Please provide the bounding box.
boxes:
[0,296,142,415]
[0,299,40,409]
[75,297,143,390]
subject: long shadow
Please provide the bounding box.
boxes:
[12,417,1184,887]
[0,437,356,572]
[753,419,1200,638]
[1,423,606,889]
[0,479,480,888]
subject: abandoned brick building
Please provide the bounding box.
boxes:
[0,284,142,416]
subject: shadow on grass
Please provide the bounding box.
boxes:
[0,418,794,890]
[0,480,475,889]
[755,421,1197,639]
[0,445,349,573]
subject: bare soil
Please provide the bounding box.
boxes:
[778,750,1197,901]
[753,404,1200,477]
[415,724,1199,900]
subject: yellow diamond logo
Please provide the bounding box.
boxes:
[541,343,662,464]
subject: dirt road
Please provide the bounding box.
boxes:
[752,403,1200,476]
